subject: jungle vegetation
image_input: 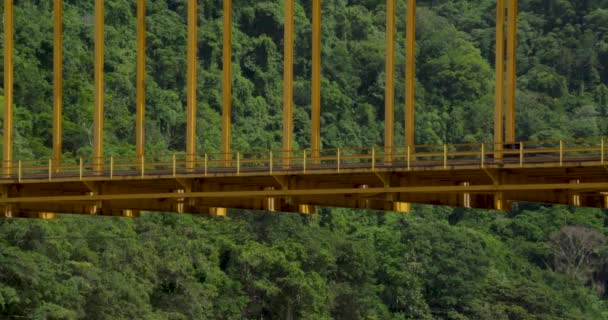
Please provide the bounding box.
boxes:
[1,0,608,318]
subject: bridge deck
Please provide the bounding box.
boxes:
[1,140,608,218]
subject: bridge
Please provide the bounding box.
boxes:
[2,0,607,219]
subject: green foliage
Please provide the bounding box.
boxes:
[1,0,608,319]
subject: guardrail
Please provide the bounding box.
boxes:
[4,137,607,182]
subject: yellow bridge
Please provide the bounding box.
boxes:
[3,139,608,218]
[2,0,606,218]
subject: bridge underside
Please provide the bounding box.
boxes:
[2,161,607,219]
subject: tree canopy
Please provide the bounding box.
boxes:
[1,0,608,319]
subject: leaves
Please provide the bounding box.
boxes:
[1,0,608,318]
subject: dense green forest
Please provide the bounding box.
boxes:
[2,0,608,318]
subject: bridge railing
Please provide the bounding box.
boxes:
[5,137,606,181]
[484,138,604,167]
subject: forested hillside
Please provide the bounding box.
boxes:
[1,0,608,319]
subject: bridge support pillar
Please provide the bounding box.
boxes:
[384,0,395,162]
[82,181,102,214]
[311,0,321,162]
[494,192,505,211]
[263,187,276,212]
[283,0,294,167]
[461,182,471,209]
[298,204,316,215]
[3,0,14,178]
[357,184,371,209]
[93,0,105,173]
[174,189,185,214]
[494,0,505,160]
[53,0,63,171]
[393,202,411,213]
[505,0,518,144]
[378,173,410,213]
[175,178,196,213]
[569,180,581,207]
[119,210,139,218]
[222,0,233,165]
[2,210,56,220]
[0,177,8,219]
[20,212,57,220]
[209,207,228,217]
[136,0,146,160]
[405,0,416,149]
[2,205,15,218]
[186,0,197,171]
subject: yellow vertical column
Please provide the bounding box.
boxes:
[53,0,63,172]
[505,0,517,144]
[384,0,395,162]
[283,0,294,167]
[405,0,416,149]
[569,180,581,207]
[494,192,505,210]
[186,0,197,170]
[311,0,321,161]
[136,0,146,160]
[494,0,505,159]
[222,0,232,165]
[93,0,104,173]
[3,0,14,177]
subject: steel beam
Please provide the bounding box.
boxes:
[136,0,146,160]
[505,0,517,144]
[311,0,321,161]
[494,0,505,159]
[3,0,14,177]
[405,0,416,148]
[186,0,197,170]
[93,0,104,173]
[283,0,294,167]
[384,0,395,161]
[222,0,232,165]
[53,0,63,171]
[4,182,608,204]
